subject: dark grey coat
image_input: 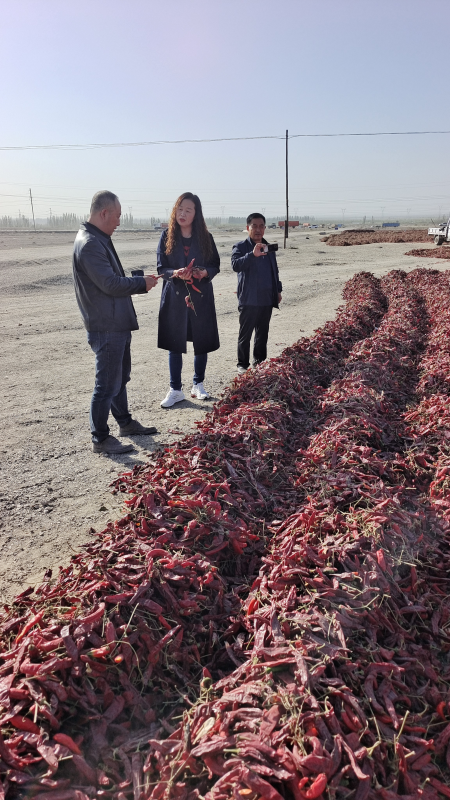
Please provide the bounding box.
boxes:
[231,236,282,309]
[157,230,220,354]
[73,222,147,332]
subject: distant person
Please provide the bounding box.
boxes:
[157,192,220,407]
[231,213,282,375]
[73,190,158,454]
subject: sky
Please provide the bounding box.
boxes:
[1,0,450,222]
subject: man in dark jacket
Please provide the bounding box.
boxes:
[231,213,282,374]
[73,190,158,454]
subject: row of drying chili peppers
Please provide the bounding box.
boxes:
[0,273,388,799]
[141,270,450,800]
[2,269,450,799]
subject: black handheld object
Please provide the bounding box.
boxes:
[131,269,144,277]
[267,243,278,252]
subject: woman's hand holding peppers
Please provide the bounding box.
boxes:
[173,260,206,283]
[174,258,195,281]
[192,267,208,280]
[174,259,204,298]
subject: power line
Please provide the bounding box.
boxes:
[1,130,450,151]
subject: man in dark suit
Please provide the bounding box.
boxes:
[73,190,158,454]
[231,213,282,375]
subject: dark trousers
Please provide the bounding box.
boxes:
[237,305,273,369]
[87,330,133,444]
[169,352,208,391]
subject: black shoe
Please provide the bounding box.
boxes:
[119,419,158,436]
[93,436,134,454]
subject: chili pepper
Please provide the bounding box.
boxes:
[20,656,73,676]
[53,732,82,755]
[299,773,328,799]
[240,767,285,800]
[429,778,450,799]
[15,610,45,644]
[103,592,134,603]
[9,687,29,700]
[9,715,40,734]
[77,603,105,626]
[89,645,111,658]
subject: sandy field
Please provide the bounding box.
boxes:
[0,226,446,601]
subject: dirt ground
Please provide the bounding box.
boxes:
[1,226,447,602]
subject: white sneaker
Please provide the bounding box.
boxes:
[160,389,186,408]
[237,366,248,375]
[191,382,210,400]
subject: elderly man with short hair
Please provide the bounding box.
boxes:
[73,190,158,454]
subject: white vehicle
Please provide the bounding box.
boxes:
[428,217,450,245]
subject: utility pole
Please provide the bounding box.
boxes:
[342,208,346,228]
[284,129,289,249]
[29,189,36,231]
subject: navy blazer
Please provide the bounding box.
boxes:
[73,222,146,332]
[231,237,282,308]
[157,230,220,355]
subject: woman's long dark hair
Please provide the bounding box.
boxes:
[165,192,213,262]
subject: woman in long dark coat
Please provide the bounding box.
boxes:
[157,192,220,407]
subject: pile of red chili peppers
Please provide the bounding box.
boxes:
[2,268,450,800]
[405,249,450,261]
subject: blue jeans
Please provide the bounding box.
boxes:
[169,352,207,391]
[87,331,133,443]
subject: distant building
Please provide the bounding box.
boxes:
[382,222,400,228]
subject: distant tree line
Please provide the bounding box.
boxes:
[0,212,317,230]
[0,214,31,229]
[47,213,85,229]
[0,213,85,230]
[228,215,316,224]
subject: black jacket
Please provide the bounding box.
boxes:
[231,237,282,308]
[73,222,147,332]
[157,230,220,354]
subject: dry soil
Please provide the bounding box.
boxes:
[0,227,447,601]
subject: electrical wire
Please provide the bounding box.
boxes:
[2,130,450,151]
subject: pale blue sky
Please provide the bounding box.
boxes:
[1,0,449,221]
